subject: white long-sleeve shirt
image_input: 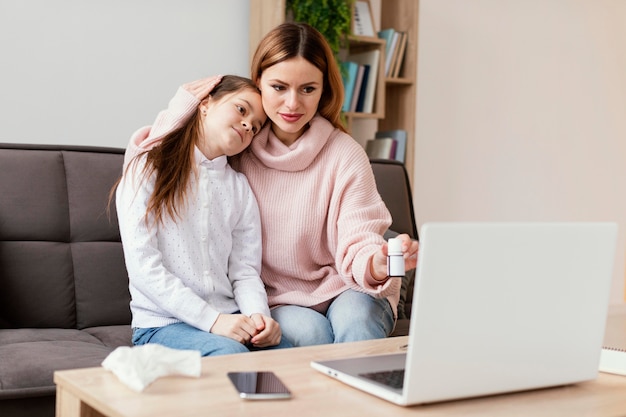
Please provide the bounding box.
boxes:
[116,148,270,332]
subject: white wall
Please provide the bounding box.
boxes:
[0,0,250,148]
[414,0,626,304]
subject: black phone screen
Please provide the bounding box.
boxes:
[227,371,291,400]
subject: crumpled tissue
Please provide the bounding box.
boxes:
[101,344,201,392]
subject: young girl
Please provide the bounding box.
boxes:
[116,75,290,356]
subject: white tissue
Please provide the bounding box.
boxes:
[102,344,201,392]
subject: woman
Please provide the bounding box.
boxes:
[117,75,290,356]
[125,23,419,347]
[235,22,418,346]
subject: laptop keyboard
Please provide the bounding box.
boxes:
[359,369,405,389]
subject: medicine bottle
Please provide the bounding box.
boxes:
[387,238,405,278]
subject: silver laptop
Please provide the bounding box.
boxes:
[311,222,618,406]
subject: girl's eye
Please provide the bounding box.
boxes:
[252,126,258,134]
[236,105,246,114]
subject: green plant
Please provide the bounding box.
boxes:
[286,0,353,58]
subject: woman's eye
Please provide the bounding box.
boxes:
[303,86,316,94]
[272,84,285,91]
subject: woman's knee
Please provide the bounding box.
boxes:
[272,306,334,347]
[290,324,334,346]
[328,290,395,342]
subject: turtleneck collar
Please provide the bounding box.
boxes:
[249,115,337,172]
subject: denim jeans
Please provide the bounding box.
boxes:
[132,322,293,357]
[271,289,395,347]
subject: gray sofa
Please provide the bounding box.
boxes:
[0,143,417,417]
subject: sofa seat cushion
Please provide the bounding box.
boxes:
[0,329,115,399]
[83,325,132,349]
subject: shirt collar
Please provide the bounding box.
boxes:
[193,146,228,170]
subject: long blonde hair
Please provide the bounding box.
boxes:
[251,22,346,132]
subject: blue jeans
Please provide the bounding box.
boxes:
[132,322,293,357]
[271,289,395,347]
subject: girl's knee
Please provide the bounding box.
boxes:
[201,338,250,356]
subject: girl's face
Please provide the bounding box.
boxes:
[199,88,266,160]
[257,56,324,146]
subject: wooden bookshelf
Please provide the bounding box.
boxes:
[378,0,418,183]
[248,0,418,184]
[342,35,386,132]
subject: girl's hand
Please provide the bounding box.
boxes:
[210,313,258,344]
[370,234,419,281]
[182,75,223,100]
[249,314,282,347]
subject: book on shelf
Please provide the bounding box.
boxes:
[355,64,370,113]
[352,0,375,37]
[340,61,359,113]
[391,32,408,78]
[365,137,396,160]
[375,129,407,163]
[386,31,401,77]
[378,28,409,78]
[349,64,365,112]
[347,49,380,114]
[377,28,395,76]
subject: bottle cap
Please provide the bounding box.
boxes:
[388,238,402,254]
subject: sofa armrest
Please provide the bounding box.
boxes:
[370,159,418,336]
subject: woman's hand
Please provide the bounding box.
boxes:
[249,313,282,347]
[210,313,258,344]
[370,234,419,282]
[182,75,223,100]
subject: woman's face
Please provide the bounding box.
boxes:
[199,89,266,159]
[257,56,324,146]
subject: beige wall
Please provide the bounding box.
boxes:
[413,0,626,304]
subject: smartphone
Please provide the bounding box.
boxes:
[227,371,291,400]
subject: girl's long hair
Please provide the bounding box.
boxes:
[251,22,346,132]
[125,75,258,225]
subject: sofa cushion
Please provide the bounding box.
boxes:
[73,242,131,329]
[64,150,122,242]
[0,146,130,330]
[0,242,76,328]
[83,325,132,348]
[0,329,114,399]
[0,149,70,242]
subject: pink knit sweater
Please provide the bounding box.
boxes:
[124,88,401,318]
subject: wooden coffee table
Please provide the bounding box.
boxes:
[55,312,626,417]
